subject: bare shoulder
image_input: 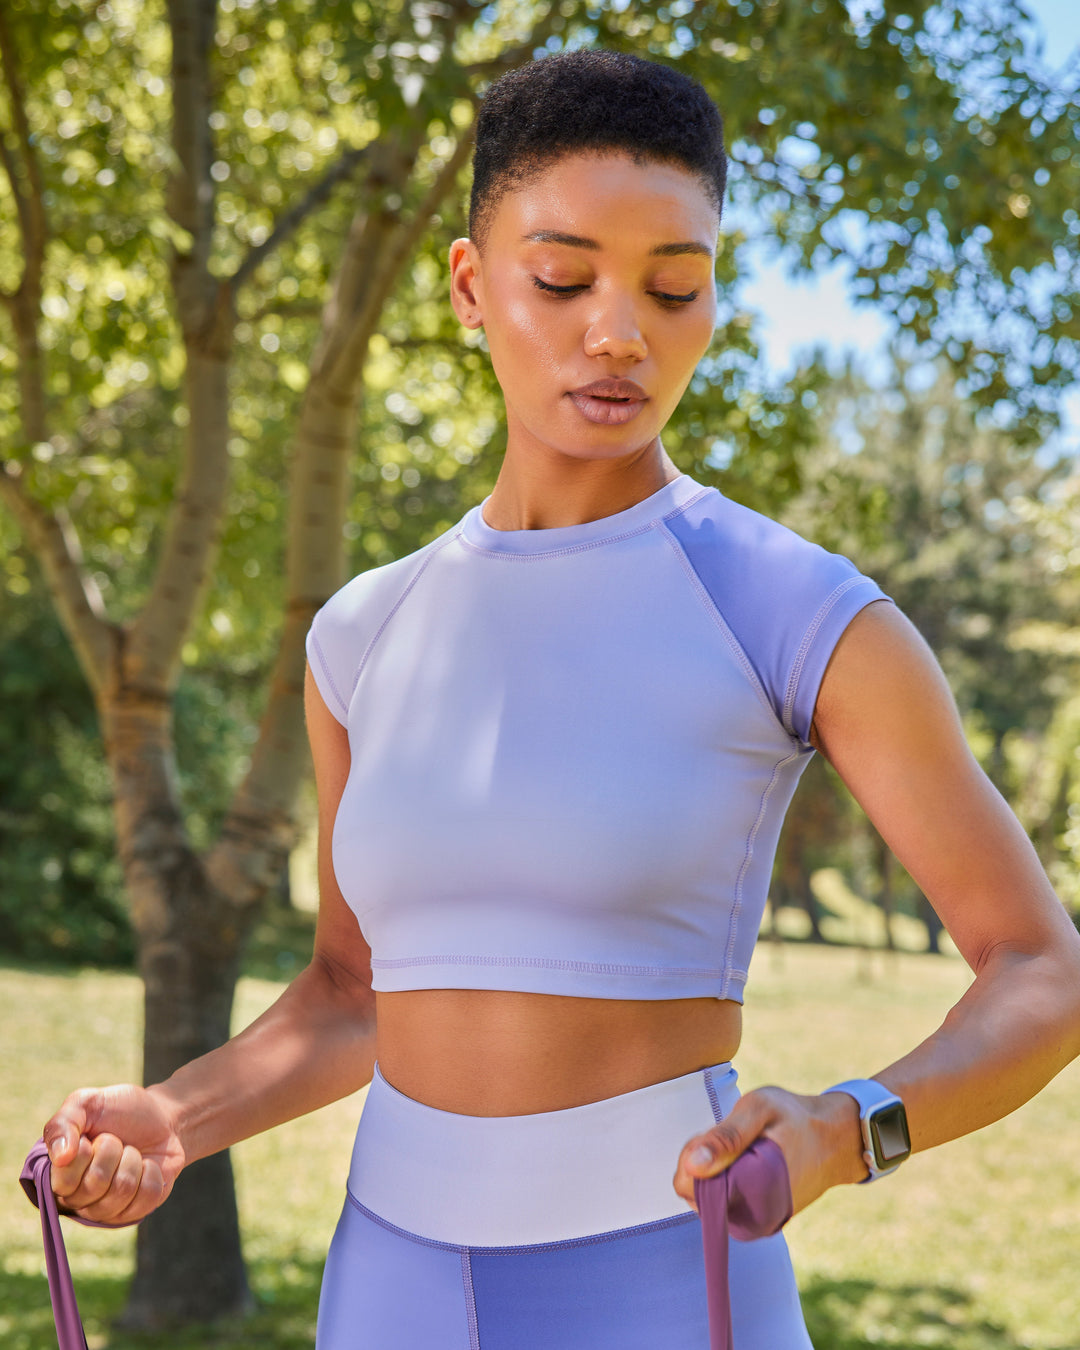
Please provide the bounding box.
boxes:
[810,601,1077,970]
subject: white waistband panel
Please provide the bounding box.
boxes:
[347,1061,739,1246]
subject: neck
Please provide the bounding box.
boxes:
[483,437,681,532]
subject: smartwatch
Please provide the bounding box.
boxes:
[823,1078,911,1182]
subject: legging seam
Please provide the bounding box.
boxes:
[461,1249,480,1350]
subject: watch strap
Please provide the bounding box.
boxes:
[822,1078,909,1182]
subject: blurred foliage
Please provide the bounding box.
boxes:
[2,0,1079,960]
[0,548,130,963]
[774,362,1080,930]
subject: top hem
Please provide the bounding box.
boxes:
[370,957,747,1003]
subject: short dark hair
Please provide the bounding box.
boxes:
[468,49,727,252]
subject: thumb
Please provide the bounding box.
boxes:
[43,1090,97,1166]
[683,1094,774,1178]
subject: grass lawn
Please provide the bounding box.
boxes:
[3,941,1079,1349]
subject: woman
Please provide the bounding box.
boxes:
[42,51,1080,1349]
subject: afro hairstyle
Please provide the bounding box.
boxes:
[468,49,727,253]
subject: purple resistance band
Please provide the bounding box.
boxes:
[695,1137,794,1350]
[20,1140,90,1350]
[22,1134,791,1350]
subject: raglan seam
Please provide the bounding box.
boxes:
[657,519,794,739]
[350,528,462,702]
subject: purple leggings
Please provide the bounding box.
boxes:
[315,1064,812,1349]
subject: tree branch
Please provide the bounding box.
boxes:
[0,120,33,265]
[126,344,231,692]
[69,388,158,459]
[0,5,47,292]
[0,464,114,691]
[338,115,476,374]
[230,145,372,291]
[239,297,325,325]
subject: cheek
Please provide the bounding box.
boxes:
[658,308,715,372]
[488,293,566,379]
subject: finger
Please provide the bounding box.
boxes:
[49,1133,95,1202]
[78,1143,146,1225]
[62,1132,125,1211]
[111,1157,168,1227]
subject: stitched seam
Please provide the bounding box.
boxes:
[720,747,803,1000]
[457,487,711,560]
[371,953,727,978]
[458,518,656,561]
[660,486,713,522]
[350,529,461,701]
[345,1189,697,1253]
[346,1190,465,1251]
[782,576,878,739]
[658,520,792,736]
[704,1066,725,1124]
[461,1250,480,1350]
[308,631,348,720]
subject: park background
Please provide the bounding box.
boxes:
[1,0,1078,1345]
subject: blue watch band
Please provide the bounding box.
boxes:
[823,1078,911,1182]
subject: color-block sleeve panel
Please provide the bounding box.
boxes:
[304,533,458,726]
[664,491,893,745]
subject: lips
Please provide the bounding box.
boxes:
[569,378,648,401]
[566,377,649,426]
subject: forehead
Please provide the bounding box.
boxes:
[489,152,719,255]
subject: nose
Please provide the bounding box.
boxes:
[582,291,647,362]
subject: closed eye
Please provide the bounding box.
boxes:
[531,277,699,306]
[533,279,587,296]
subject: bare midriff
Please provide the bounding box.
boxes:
[373,989,743,1116]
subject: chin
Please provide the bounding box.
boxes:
[510,404,665,464]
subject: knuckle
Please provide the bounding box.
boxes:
[709,1122,743,1153]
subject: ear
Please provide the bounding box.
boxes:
[448,237,485,329]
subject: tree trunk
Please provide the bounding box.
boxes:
[918,890,944,955]
[102,596,259,1327]
[875,833,896,952]
[798,869,823,943]
[123,929,251,1325]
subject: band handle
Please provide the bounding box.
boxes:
[20,1140,91,1350]
[695,1136,793,1350]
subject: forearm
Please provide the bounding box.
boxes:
[676,939,1080,1212]
[872,942,1080,1155]
[150,955,377,1166]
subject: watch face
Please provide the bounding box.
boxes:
[870,1102,911,1170]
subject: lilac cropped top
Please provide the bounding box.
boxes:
[306,474,891,1003]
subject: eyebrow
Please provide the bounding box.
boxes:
[521,229,714,259]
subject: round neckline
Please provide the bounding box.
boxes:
[461,474,705,557]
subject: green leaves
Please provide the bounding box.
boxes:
[2,0,1078,949]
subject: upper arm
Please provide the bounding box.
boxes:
[809,602,1076,971]
[304,662,375,996]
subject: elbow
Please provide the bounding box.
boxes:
[1037,928,1080,1066]
[302,949,378,1028]
[976,926,1080,1066]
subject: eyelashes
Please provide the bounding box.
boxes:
[531,277,700,306]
